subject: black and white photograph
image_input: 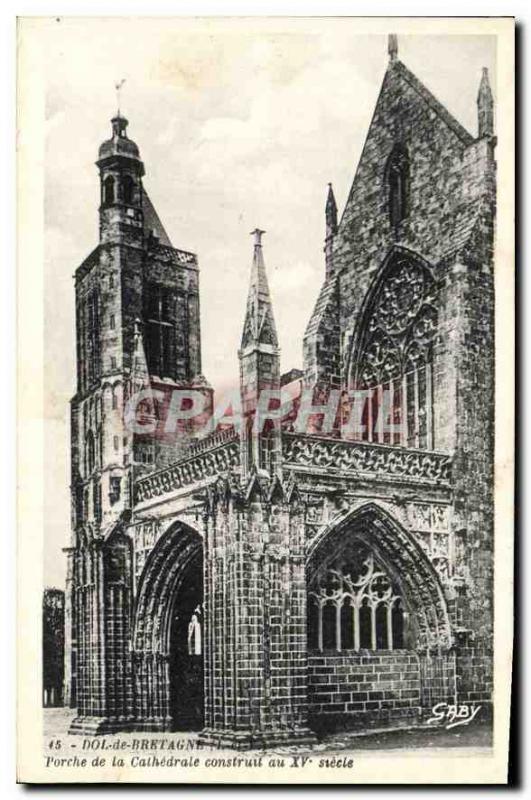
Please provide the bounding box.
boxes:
[16,15,514,784]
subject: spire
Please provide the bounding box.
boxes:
[388,34,398,63]
[239,231,281,479]
[325,183,338,237]
[477,67,494,138]
[240,230,279,351]
[325,184,338,278]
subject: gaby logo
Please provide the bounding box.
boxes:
[426,702,482,730]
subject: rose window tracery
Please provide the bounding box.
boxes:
[353,253,438,450]
[375,261,424,334]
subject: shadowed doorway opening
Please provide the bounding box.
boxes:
[168,549,203,731]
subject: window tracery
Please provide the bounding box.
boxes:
[308,547,406,652]
[354,253,437,449]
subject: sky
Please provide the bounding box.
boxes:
[40,18,496,587]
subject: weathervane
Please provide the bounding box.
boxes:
[115,78,126,116]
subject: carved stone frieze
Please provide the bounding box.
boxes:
[135,437,240,502]
[283,433,451,484]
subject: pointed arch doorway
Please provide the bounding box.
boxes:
[168,548,203,730]
[133,522,204,732]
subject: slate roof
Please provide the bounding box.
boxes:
[304,275,338,339]
[142,189,173,246]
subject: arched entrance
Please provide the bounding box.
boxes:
[132,522,204,732]
[168,548,203,730]
[306,503,454,732]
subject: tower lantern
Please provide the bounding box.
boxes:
[96,114,145,245]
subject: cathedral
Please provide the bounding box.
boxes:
[63,36,496,749]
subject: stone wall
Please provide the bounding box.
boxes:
[303,54,496,716]
[307,651,422,732]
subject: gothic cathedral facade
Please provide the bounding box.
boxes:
[64,38,495,748]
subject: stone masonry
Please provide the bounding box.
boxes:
[64,36,495,745]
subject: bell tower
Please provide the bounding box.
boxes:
[66,108,206,725]
[97,115,145,248]
[70,114,147,545]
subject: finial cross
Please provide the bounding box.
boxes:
[250,228,266,246]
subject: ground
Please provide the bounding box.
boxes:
[43,708,492,757]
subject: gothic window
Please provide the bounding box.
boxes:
[135,445,154,465]
[259,428,278,473]
[103,175,115,206]
[386,143,409,228]
[109,476,121,505]
[86,290,100,385]
[86,431,95,475]
[76,302,85,392]
[308,548,406,652]
[93,480,102,524]
[75,483,84,525]
[354,253,437,450]
[122,175,134,205]
[145,285,183,379]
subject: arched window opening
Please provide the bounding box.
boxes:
[404,345,433,449]
[353,254,437,450]
[340,601,354,650]
[86,431,95,475]
[103,175,115,206]
[322,603,336,650]
[392,599,405,649]
[86,290,100,385]
[308,546,405,653]
[359,601,372,649]
[122,175,134,205]
[93,480,102,524]
[387,144,409,228]
[375,604,388,649]
[145,285,182,380]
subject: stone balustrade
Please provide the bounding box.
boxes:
[135,430,451,504]
[282,432,452,484]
